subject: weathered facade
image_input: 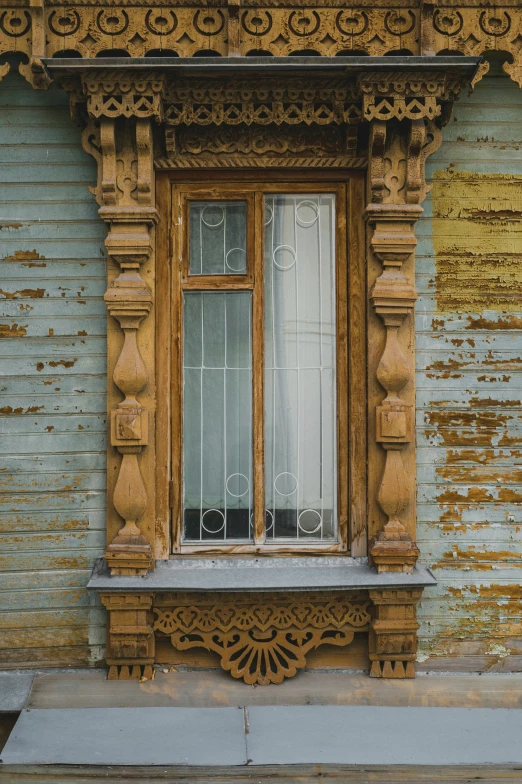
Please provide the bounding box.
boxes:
[0,1,521,680]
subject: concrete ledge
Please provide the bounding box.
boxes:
[87,557,436,593]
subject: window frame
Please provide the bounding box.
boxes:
[156,171,367,557]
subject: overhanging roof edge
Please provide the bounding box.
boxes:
[43,55,482,79]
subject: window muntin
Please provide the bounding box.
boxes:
[176,184,347,550]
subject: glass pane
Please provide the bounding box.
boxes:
[183,291,253,542]
[264,194,337,541]
[189,200,247,275]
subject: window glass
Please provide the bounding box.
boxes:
[183,291,253,541]
[264,194,337,540]
[189,200,247,275]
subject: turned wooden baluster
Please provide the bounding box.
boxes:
[104,251,153,574]
[368,206,421,573]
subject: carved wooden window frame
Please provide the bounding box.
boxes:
[157,171,367,557]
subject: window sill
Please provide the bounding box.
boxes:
[87,556,436,592]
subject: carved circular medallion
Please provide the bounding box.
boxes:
[335,10,368,37]
[145,10,177,37]
[384,10,416,36]
[193,9,225,37]
[48,9,81,37]
[241,10,272,37]
[0,10,31,37]
[433,10,463,36]
[96,10,129,37]
[479,10,511,37]
[288,11,321,38]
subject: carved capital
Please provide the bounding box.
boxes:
[82,71,165,120]
[359,71,462,123]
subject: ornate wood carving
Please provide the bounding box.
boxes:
[1,3,521,88]
[369,588,422,678]
[101,592,155,680]
[363,76,448,573]
[164,78,362,127]
[74,76,161,575]
[154,592,371,685]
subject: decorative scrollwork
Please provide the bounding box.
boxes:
[178,124,345,156]
[154,592,371,684]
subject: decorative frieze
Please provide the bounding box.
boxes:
[1,3,521,89]
[164,78,361,127]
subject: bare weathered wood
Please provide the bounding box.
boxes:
[26,671,522,710]
[1,764,522,783]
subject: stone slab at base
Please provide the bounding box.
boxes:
[3,706,522,766]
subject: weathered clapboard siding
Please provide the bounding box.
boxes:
[416,72,522,671]
[0,65,106,668]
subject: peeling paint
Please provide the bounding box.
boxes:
[0,288,45,299]
[0,323,27,337]
[4,249,46,263]
[433,172,522,313]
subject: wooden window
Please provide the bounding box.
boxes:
[162,175,366,555]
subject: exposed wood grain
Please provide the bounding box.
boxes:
[26,670,522,710]
[155,172,172,560]
[2,765,522,784]
[348,173,368,556]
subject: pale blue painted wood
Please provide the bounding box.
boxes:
[0,69,106,668]
[416,74,522,670]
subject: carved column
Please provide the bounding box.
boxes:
[75,73,165,576]
[361,74,459,574]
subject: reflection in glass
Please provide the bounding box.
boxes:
[189,200,247,275]
[183,291,253,541]
[264,194,337,540]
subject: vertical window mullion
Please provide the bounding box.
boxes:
[253,191,266,545]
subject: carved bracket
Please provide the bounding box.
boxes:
[369,588,422,678]
[154,592,372,685]
[101,592,155,680]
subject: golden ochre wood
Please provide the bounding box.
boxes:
[154,592,371,685]
[100,589,423,682]
[0,3,520,89]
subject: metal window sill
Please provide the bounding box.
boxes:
[87,556,436,593]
